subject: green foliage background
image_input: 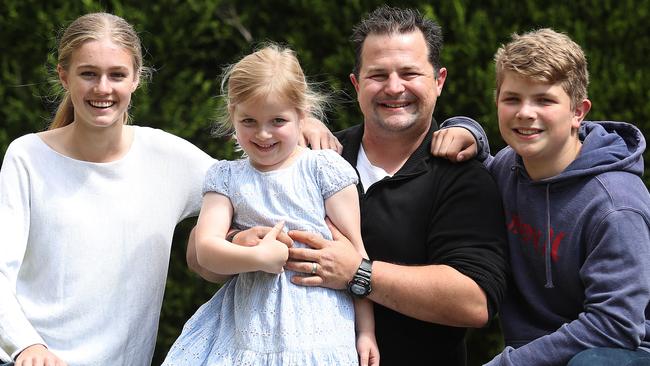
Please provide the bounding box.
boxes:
[2,1,648,364]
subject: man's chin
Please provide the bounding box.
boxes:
[374,116,420,132]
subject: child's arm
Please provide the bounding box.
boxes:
[324,185,379,366]
[186,226,232,283]
[431,116,492,163]
[187,225,295,283]
[195,192,288,275]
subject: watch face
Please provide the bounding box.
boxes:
[351,283,366,295]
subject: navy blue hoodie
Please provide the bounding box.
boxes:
[444,119,650,366]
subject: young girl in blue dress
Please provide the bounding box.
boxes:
[162,44,379,366]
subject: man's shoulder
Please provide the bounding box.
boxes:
[423,156,504,199]
[428,154,492,177]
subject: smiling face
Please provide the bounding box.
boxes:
[497,71,590,179]
[232,94,303,172]
[350,30,446,136]
[58,38,139,129]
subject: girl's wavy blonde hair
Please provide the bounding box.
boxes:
[214,43,327,137]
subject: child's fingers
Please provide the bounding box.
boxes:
[458,144,478,162]
[431,129,448,156]
[275,230,293,248]
[263,221,285,240]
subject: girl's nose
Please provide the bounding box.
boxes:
[255,127,272,139]
[94,75,112,94]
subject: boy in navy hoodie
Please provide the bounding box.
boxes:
[433,28,650,365]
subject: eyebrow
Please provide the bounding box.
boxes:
[76,64,131,71]
[364,65,422,74]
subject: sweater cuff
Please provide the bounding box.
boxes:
[440,116,491,161]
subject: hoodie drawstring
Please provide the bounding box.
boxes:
[544,183,554,288]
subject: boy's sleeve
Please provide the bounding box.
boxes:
[440,116,491,162]
[485,209,650,366]
[0,144,47,360]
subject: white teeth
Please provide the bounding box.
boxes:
[89,101,115,108]
[384,103,408,108]
[517,128,540,135]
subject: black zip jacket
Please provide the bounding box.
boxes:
[335,121,508,366]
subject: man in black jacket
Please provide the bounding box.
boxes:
[285,6,508,365]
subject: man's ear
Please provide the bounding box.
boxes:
[434,67,447,96]
[349,73,360,93]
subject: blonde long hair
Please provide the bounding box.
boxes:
[49,12,148,130]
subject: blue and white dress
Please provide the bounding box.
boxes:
[162,149,360,366]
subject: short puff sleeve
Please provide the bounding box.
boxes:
[314,149,359,199]
[202,160,232,197]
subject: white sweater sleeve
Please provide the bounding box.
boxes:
[0,139,46,360]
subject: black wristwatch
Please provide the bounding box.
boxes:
[347,258,373,298]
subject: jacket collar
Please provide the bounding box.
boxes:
[338,119,438,177]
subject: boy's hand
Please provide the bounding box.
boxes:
[16,344,67,366]
[431,127,478,162]
[255,222,290,274]
[356,331,380,366]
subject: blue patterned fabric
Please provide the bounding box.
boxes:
[162,149,360,365]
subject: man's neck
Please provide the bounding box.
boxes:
[361,123,429,175]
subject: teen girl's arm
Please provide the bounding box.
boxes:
[324,185,379,366]
[0,142,66,365]
[195,192,289,275]
[300,117,342,153]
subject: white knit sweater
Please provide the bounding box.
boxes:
[0,126,214,365]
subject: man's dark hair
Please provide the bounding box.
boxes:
[350,6,443,78]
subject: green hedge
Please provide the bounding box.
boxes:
[2,1,649,364]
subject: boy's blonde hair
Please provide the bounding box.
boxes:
[494,28,589,109]
[50,12,149,130]
[215,43,327,136]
